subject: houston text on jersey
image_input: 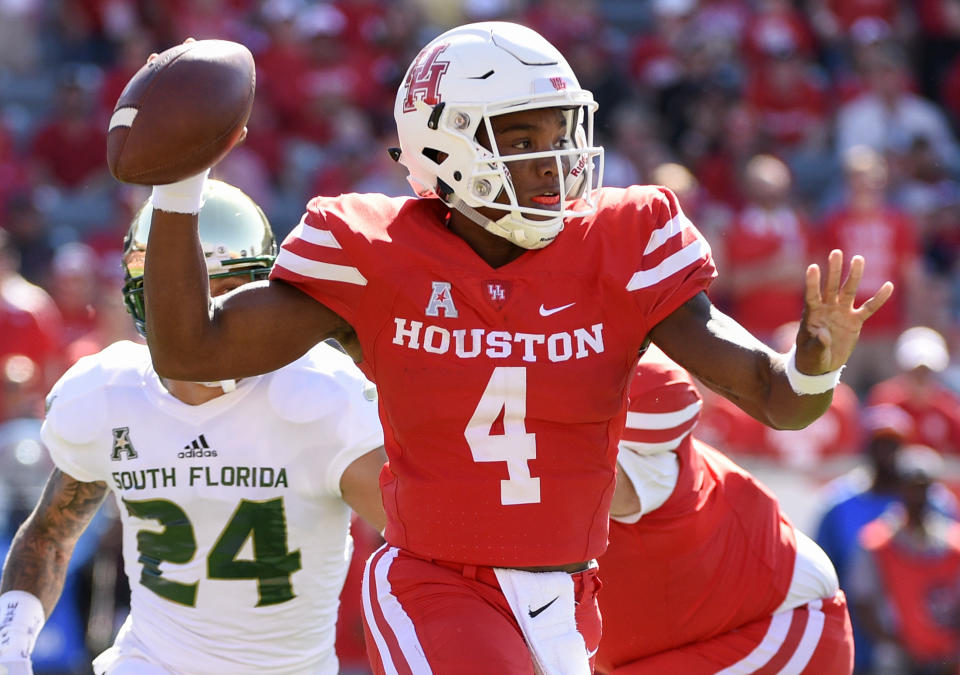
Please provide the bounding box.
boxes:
[392,318,605,362]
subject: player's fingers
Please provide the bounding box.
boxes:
[804,263,822,306]
[184,37,196,44]
[839,255,864,304]
[823,249,842,301]
[238,126,248,144]
[855,281,895,320]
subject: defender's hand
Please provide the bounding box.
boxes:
[796,249,894,374]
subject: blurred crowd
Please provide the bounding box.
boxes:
[3,0,960,673]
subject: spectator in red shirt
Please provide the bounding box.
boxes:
[254,2,316,135]
[745,47,829,151]
[521,0,604,48]
[740,0,816,68]
[45,242,102,348]
[28,74,108,193]
[868,326,960,455]
[848,444,960,673]
[0,230,64,415]
[713,154,809,342]
[818,145,922,394]
[627,0,693,93]
[694,102,763,211]
[835,43,960,175]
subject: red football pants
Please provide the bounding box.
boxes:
[361,545,602,674]
[604,592,853,675]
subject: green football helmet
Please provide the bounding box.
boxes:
[122,180,277,336]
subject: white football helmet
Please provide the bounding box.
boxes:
[393,21,604,249]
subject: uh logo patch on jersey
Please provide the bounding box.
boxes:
[484,280,512,311]
[111,427,138,461]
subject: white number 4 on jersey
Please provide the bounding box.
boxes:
[465,367,541,505]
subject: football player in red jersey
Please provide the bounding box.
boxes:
[597,345,854,674]
[133,22,892,674]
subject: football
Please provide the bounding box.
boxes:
[107,39,255,185]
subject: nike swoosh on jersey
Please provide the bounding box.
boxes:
[528,596,559,618]
[538,302,576,316]
[586,645,599,658]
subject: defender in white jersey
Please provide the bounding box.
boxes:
[0,181,387,675]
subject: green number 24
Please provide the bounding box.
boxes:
[122,497,302,607]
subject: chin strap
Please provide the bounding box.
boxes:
[447,196,560,250]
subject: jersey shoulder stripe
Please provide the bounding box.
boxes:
[627,198,712,291]
[274,248,368,285]
[274,214,367,285]
[584,186,716,333]
[627,235,710,292]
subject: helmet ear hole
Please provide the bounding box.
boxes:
[421,148,446,165]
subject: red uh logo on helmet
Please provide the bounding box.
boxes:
[403,43,451,113]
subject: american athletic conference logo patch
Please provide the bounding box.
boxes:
[111,427,138,461]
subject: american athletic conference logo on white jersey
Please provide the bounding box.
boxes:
[111,427,137,461]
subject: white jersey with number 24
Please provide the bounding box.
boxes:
[41,340,384,675]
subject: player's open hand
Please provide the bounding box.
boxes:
[795,249,894,374]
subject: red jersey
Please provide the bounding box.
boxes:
[596,351,796,670]
[860,516,960,661]
[723,204,808,338]
[868,375,960,455]
[818,206,918,335]
[270,186,715,566]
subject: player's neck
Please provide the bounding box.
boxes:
[447,211,527,268]
[161,378,233,405]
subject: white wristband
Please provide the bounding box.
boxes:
[0,591,45,658]
[784,345,844,396]
[150,170,210,214]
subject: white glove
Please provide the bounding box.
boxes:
[0,591,44,675]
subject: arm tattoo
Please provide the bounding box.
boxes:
[0,470,108,612]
